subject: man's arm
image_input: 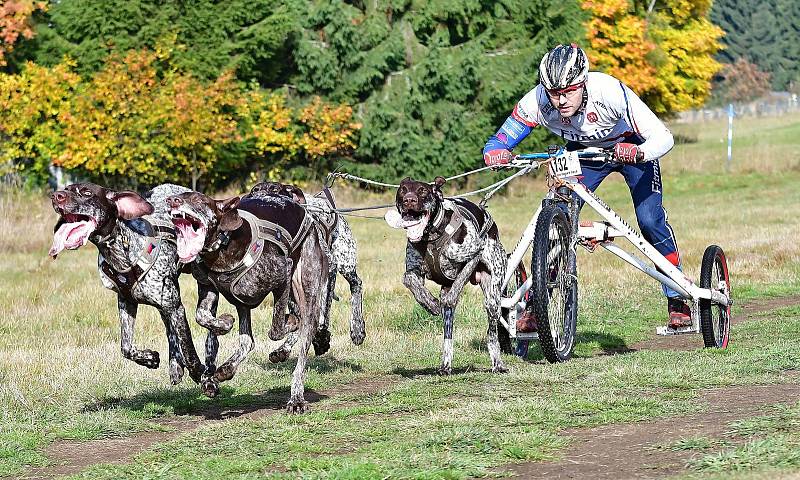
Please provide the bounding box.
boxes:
[483,97,540,165]
[617,82,674,161]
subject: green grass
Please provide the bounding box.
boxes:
[2,113,800,478]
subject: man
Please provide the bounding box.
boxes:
[483,43,691,330]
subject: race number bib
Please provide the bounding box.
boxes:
[550,151,581,178]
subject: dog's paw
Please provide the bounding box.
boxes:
[136,350,160,369]
[491,364,509,374]
[169,359,185,385]
[350,327,366,346]
[209,314,235,336]
[438,365,453,376]
[286,398,309,414]
[214,363,235,382]
[269,348,290,363]
[201,377,220,398]
[312,328,331,356]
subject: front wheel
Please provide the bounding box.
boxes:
[532,205,578,363]
[699,245,731,348]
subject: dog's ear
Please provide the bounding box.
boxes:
[107,191,154,220]
[216,196,243,232]
[432,176,446,199]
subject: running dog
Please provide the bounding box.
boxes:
[49,183,205,385]
[246,181,365,362]
[168,190,327,413]
[385,176,508,374]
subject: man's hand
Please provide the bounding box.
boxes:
[612,143,644,164]
[484,149,513,167]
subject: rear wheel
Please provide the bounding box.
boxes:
[499,260,530,357]
[532,205,577,363]
[699,245,730,348]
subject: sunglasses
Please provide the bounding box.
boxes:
[546,82,585,98]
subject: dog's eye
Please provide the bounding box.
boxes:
[81,189,92,197]
[417,186,427,195]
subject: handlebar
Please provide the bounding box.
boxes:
[504,147,613,168]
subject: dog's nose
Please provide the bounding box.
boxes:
[51,191,67,204]
[402,194,417,209]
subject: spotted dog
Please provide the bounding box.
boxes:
[246,181,365,363]
[49,183,205,385]
[168,191,327,413]
[385,177,508,374]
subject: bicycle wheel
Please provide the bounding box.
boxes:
[531,205,577,363]
[499,260,530,357]
[699,245,730,348]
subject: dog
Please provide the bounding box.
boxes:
[385,176,508,374]
[168,190,327,413]
[49,183,205,385]
[246,181,365,362]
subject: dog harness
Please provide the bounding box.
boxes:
[310,186,339,244]
[417,198,495,285]
[98,216,177,299]
[204,208,316,304]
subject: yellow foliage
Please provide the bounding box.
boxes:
[581,0,723,115]
[582,0,658,94]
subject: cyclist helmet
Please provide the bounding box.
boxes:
[538,44,589,90]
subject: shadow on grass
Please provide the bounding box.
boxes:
[82,385,330,420]
[391,365,497,378]
[467,329,634,361]
[252,355,365,375]
[78,356,358,420]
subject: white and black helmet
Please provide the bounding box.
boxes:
[538,44,589,90]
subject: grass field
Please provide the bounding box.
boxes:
[2,113,800,479]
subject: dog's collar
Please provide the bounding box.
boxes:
[204,230,231,253]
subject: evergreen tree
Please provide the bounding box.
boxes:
[711,0,800,90]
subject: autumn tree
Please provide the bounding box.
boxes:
[58,47,244,188]
[0,60,80,187]
[581,0,722,115]
[0,0,46,67]
[715,58,772,103]
[582,0,658,94]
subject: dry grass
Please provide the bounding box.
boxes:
[1,113,800,477]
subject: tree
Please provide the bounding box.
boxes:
[582,0,723,115]
[711,0,800,91]
[582,0,658,94]
[0,60,80,187]
[57,47,244,188]
[715,58,772,103]
[0,0,46,66]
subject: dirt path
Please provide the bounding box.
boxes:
[14,378,398,480]
[503,294,800,480]
[14,296,800,479]
[506,382,800,479]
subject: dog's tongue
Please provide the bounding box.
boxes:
[175,222,206,263]
[49,219,97,257]
[404,214,428,242]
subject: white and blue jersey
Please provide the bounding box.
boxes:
[483,72,674,161]
[484,72,684,298]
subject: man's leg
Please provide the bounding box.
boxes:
[620,160,691,328]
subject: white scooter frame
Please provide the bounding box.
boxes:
[498,148,732,347]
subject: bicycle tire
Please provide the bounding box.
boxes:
[699,245,731,348]
[499,260,529,356]
[531,205,577,363]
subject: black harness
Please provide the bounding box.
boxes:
[98,216,176,299]
[413,198,495,286]
[202,208,317,304]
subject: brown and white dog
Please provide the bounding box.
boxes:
[49,183,205,385]
[167,190,327,413]
[385,177,508,374]
[246,181,365,362]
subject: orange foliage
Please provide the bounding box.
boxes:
[0,0,47,66]
[582,0,658,94]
